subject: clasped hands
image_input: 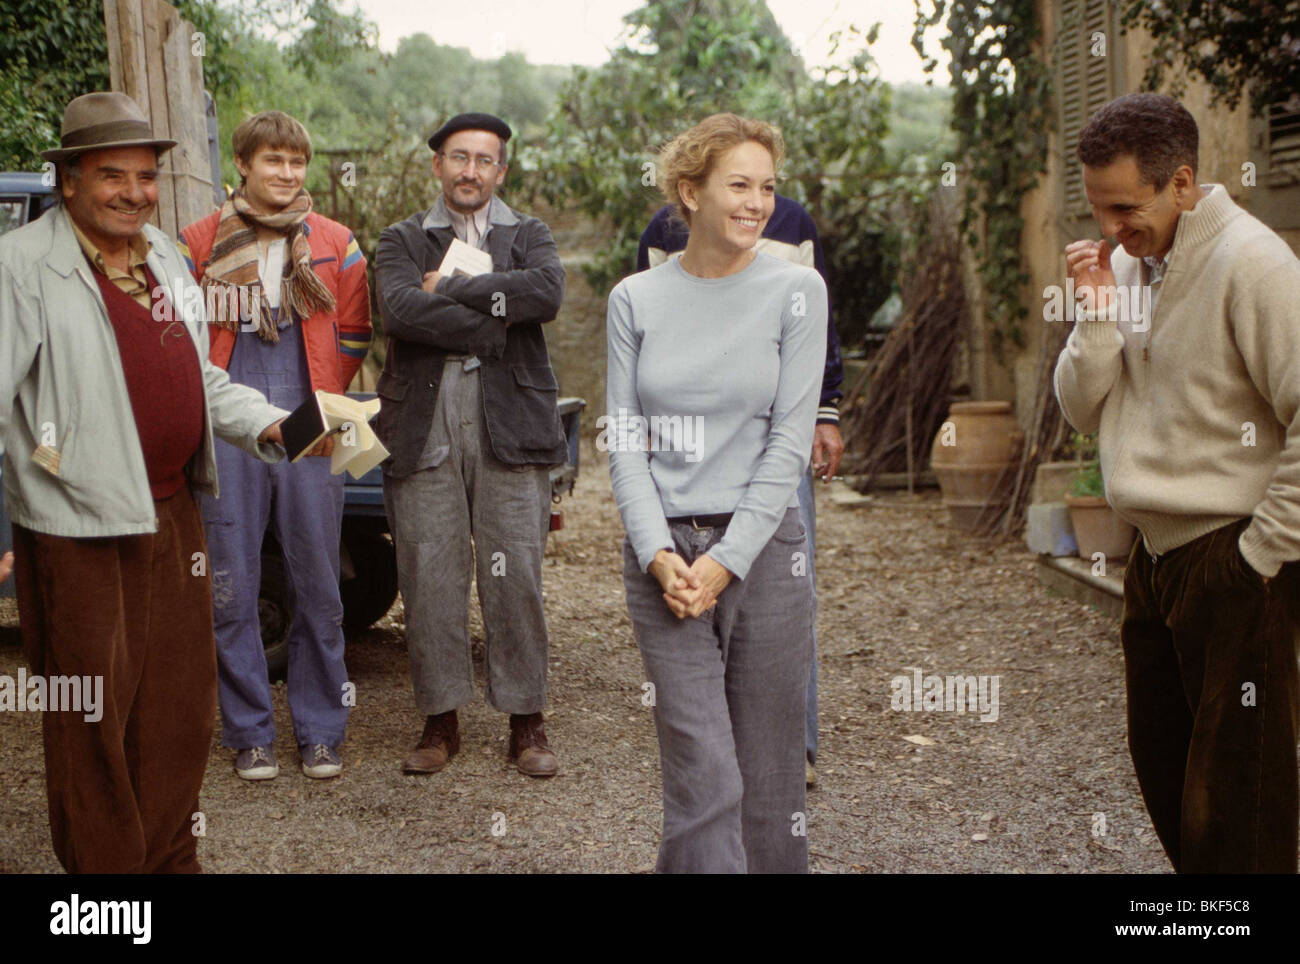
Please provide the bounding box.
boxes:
[650,549,733,620]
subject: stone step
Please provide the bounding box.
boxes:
[1036,554,1124,619]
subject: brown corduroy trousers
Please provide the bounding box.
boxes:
[1122,517,1300,874]
[13,487,216,874]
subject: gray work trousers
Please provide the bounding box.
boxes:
[383,358,552,716]
[623,507,814,873]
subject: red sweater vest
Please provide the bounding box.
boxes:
[94,268,205,499]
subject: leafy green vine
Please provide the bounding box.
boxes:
[912,0,1052,361]
[1120,0,1300,115]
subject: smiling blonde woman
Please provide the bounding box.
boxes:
[606,114,827,873]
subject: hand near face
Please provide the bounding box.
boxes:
[1065,239,1116,314]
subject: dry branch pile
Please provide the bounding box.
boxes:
[996,321,1070,535]
[841,195,966,488]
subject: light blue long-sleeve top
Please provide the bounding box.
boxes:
[605,251,828,579]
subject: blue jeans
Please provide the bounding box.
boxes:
[797,470,819,764]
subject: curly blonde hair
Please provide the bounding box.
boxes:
[658,113,785,226]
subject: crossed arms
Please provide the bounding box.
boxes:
[375,218,564,355]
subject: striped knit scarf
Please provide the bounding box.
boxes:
[200,188,336,342]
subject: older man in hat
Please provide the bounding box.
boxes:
[0,91,297,873]
[375,112,567,777]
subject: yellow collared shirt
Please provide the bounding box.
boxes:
[70,218,152,309]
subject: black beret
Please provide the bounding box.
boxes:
[428,112,512,152]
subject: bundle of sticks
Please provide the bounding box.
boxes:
[952,320,1070,536]
[840,195,966,489]
[995,320,1070,535]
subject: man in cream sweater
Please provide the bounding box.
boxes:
[1055,93,1300,874]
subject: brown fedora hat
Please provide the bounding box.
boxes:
[41,91,178,163]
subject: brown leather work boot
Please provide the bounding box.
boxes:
[508,712,559,778]
[401,710,460,774]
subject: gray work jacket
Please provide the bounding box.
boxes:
[374,195,568,476]
[0,204,288,538]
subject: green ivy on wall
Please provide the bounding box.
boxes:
[1121,0,1300,115]
[912,0,1052,361]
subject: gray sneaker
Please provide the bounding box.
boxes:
[300,743,342,779]
[235,745,279,781]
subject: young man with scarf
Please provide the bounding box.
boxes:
[181,111,372,781]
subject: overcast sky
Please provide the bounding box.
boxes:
[349,0,950,86]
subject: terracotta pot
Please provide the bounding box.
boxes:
[930,401,1025,530]
[1065,494,1137,564]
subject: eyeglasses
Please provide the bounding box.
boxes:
[440,151,502,171]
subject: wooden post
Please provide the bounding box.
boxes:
[103,0,124,91]
[905,316,915,495]
[102,0,213,238]
[112,0,148,113]
[162,11,215,227]
[140,0,174,231]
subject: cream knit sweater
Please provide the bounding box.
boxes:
[1054,184,1300,577]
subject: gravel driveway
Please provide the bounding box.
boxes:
[0,443,1198,873]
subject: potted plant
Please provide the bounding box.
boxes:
[1063,434,1136,565]
[1030,431,1090,505]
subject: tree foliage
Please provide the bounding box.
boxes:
[0,0,110,170]
[0,0,565,193]
[521,0,804,290]
[522,0,903,339]
[1121,0,1300,114]
[913,0,1051,360]
[885,83,957,165]
[0,0,379,173]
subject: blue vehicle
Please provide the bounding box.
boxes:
[0,172,57,601]
[258,395,586,679]
[0,172,586,679]
[0,172,57,233]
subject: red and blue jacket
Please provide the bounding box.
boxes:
[180,210,372,394]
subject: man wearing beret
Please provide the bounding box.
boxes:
[375,112,567,777]
[0,92,298,872]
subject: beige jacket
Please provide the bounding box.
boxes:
[0,204,289,538]
[1054,184,1300,576]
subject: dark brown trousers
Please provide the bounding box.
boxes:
[1122,517,1300,873]
[13,487,216,874]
